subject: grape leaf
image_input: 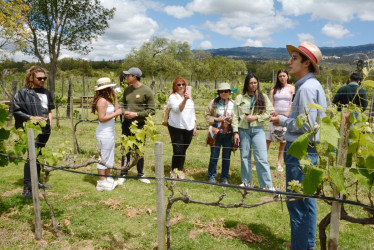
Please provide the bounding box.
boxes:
[302,166,324,195]
[287,132,311,159]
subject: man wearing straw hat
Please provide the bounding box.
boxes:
[119,67,155,184]
[271,42,327,249]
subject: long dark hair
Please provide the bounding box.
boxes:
[243,73,266,114]
[91,88,114,114]
[273,69,290,93]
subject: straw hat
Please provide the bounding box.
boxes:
[218,82,231,91]
[94,77,116,91]
[286,41,322,74]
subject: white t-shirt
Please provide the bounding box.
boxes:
[167,93,196,130]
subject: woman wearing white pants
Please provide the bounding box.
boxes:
[92,77,122,191]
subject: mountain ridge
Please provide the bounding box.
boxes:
[205,43,374,60]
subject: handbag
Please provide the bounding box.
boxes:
[271,126,287,142]
[162,105,171,126]
[206,126,219,146]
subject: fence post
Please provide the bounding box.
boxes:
[66,78,72,118]
[155,142,165,250]
[70,95,78,154]
[27,129,42,240]
[328,112,350,249]
[7,77,18,126]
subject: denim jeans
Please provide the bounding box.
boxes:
[284,142,317,250]
[208,132,233,181]
[238,126,273,188]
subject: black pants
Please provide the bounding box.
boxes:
[167,125,193,171]
[24,124,51,187]
[121,121,145,176]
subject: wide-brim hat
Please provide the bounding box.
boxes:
[286,41,322,74]
[218,82,231,91]
[94,77,116,91]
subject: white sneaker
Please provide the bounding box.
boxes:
[96,180,118,191]
[106,177,115,183]
[239,182,248,187]
[138,176,150,184]
[117,177,126,185]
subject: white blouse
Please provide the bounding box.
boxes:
[167,93,196,130]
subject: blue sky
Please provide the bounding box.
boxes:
[14,0,374,61]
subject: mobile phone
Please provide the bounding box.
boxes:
[186,86,192,97]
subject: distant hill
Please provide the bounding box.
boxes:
[205,43,374,61]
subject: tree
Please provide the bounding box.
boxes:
[0,0,29,59]
[18,0,115,98]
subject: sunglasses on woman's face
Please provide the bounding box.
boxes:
[219,90,230,94]
[36,77,47,81]
[177,83,186,87]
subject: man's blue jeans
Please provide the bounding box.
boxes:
[284,142,317,250]
[238,126,273,188]
[208,132,233,181]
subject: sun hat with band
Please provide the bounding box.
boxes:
[286,41,322,74]
[94,77,116,91]
[218,82,231,91]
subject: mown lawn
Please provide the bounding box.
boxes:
[0,106,373,249]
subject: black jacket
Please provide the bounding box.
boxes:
[13,87,55,129]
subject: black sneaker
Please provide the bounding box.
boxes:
[22,188,32,199]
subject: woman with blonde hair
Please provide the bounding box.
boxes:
[91,77,122,191]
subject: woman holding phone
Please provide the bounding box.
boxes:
[232,73,274,189]
[167,77,197,179]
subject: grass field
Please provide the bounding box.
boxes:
[1,105,373,249]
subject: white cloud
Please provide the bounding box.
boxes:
[322,24,350,39]
[164,5,194,19]
[279,0,374,23]
[297,33,315,44]
[242,39,263,47]
[169,27,204,45]
[198,40,213,49]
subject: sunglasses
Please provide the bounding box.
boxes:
[36,77,47,81]
[219,90,230,94]
[177,83,186,87]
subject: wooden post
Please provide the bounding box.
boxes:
[61,75,64,97]
[155,142,165,250]
[369,89,374,124]
[7,77,18,126]
[70,95,78,154]
[328,112,350,250]
[66,78,72,118]
[27,129,42,240]
[1,71,5,100]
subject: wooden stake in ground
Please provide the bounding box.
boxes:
[155,142,165,250]
[27,129,42,240]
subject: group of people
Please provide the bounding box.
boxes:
[12,41,368,249]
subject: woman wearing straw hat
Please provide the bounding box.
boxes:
[205,82,234,184]
[91,77,122,191]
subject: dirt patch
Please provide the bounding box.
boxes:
[1,188,22,197]
[190,218,263,243]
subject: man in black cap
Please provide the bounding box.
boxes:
[119,67,155,184]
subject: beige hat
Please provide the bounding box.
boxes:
[94,77,116,91]
[286,41,322,74]
[218,82,231,91]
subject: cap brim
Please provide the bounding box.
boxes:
[286,45,320,74]
[123,71,130,75]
